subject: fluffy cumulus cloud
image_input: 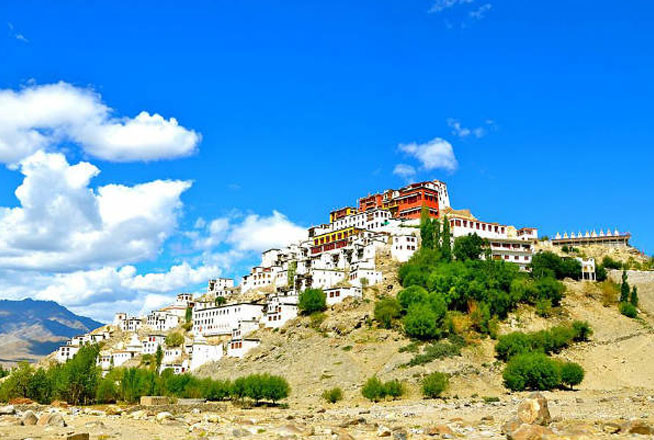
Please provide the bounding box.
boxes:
[0,150,226,321]
[193,211,307,254]
[0,82,200,164]
[398,137,458,172]
[0,151,191,271]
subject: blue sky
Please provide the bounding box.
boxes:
[1,1,652,321]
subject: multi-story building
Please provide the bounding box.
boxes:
[358,180,450,220]
[142,334,166,355]
[207,278,235,298]
[446,210,538,269]
[192,302,265,337]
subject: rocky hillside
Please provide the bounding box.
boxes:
[196,246,654,406]
[0,299,102,365]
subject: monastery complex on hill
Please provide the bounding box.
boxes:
[55,180,627,375]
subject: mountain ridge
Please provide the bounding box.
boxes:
[0,298,102,365]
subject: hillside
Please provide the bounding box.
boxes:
[0,298,102,365]
[196,247,654,406]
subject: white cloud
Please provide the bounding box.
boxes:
[192,211,306,254]
[429,0,474,13]
[0,261,221,323]
[470,3,492,20]
[393,164,417,179]
[228,211,307,252]
[0,82,200,164]
[447,118,487,139]
[398,137,458,172]
[0,151,192,271]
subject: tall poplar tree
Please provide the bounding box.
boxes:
[420,205,434,249]
[620,270,630,303]
[441,215,452,261]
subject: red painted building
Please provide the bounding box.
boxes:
[358,180,449,220]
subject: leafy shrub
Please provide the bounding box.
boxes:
[495,322,592,361]
[383,380,404,399]
[322,387,343,404]
[559,362,584,389]
[495,332,532,361]
[165,332,184,347]
[397,286,429,311]
[96,377,118,403]
[361,377,385,402]
[535,298,552,317]
[571,321,592,342]
[361,377,405,402]
[403,303,443,340]
[298,288,327,314]
[405,336,464,366]
[374,297,402,329]
[422,372,448,398]
[602,256,622,270]
[503,353,561,391]
[619,302,638,318]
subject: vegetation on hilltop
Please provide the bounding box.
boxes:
[372,206,592,392]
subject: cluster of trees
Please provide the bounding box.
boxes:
[0,345,101,405]
[0,345,290,406]
[602,255,654,272]
[376,245,569,340]
[360,373,449,401]
[503,353,585,391]
[494,321,592,361]
[619,271,639,318]
[495,321,590,391]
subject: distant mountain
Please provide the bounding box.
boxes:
[0,298,103,365]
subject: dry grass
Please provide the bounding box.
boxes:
[598,280,620,307]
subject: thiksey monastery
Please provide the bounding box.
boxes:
[54,180,612,375]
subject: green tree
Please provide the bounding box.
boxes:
[165,332,184,347]
[397,285,429,311]
[441,216,452,261]
[287,260,297,287]
[502,352,561,391]
[60,344,101,405]
[155,345,164,372]
[420,205,435,250]
[298,288,327,314]
[403,303,443,340]
[559,362,584,389]
[630,286,639,307]
[374,297,402,329]
[453,233,487,261]
[27,368,51,404]
[214,296,226,306]
[620,271,630,302]
[361,377,386,402]
[433,218,442,252]
[185,306,193,322]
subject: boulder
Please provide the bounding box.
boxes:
[507,423,554,440]
[37,412,67,427]
[427,424,454,437]
[0,415,22,426]
[105,405,123,416]
[22,410,38,426]
[0,405,15,415]
[621,419,654,435]
[377,426,392,437]
[232,428,252,437]
[129,409,148,419]
[51,400,69,408]
[156,411,174,422]
[517,393,551,426]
